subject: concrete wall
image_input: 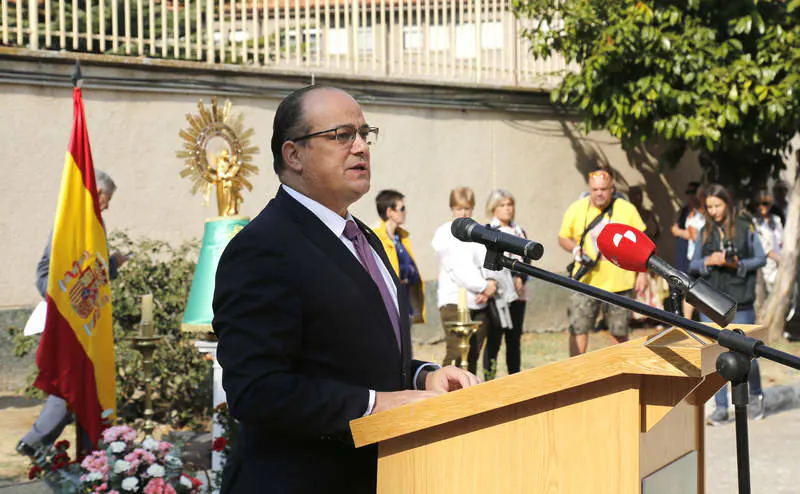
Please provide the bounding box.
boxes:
[1,53,705,328]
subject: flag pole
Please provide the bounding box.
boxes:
[72,59,89,458]
[71,60,81,88]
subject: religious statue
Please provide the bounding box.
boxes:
[177,97,259,217]
[176,97,259,336]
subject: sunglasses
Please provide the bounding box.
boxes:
[588,170,611,180]
[394,205,406,212]
[759,201,772,207]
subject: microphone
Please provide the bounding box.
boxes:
[451,218,544,260]
[597,223,737,327]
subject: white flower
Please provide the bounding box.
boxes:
[165,455,183,469]
[179,476,193,488]
[86,471,104,482]
[146,463,166,478]
[121,477,139,491]
[113,460,131,474]
[141,436,160,451]
[109,441,127,454]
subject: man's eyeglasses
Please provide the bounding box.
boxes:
[394,205,406,212]
[759,201,772,207]
[289,125,379,146]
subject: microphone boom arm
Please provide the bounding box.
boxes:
[485,250,800,370]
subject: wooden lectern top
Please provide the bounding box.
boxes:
[351,324,764,448]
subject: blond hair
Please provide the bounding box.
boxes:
[485,189,515,219]
[449,187,475,208]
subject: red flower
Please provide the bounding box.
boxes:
[53,452,71,463]
[54,440,70,451]
[212,437,227,452]
[28,465,43,480]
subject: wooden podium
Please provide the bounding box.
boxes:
[351,324,765,494]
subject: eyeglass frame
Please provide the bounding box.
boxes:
[287,124,379,146]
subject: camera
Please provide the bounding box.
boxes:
[567,253,597,281]
[723,240,738,263]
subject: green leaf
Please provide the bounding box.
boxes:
[729,85,739,101]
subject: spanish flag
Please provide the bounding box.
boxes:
[34,87,116,446]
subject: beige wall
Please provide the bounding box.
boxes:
[0,55,705,308]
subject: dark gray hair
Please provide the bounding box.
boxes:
[271,85,332,175]
[95,169,117,195]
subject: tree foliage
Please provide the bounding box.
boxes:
[515,0,800,190]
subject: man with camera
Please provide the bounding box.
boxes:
[558,169,648,356]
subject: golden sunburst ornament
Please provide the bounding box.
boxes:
[177,97,259,216]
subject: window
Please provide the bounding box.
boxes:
[327,28,348,55]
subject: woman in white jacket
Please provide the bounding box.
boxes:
[432,187,516,377]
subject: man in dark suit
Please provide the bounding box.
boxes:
[212,85,479,493]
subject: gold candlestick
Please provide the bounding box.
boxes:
[130,294,162,437]
[445,291,481,371]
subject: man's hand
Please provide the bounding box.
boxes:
[372,390,440,414]
[111,251,130,268]
[425,365,481,393]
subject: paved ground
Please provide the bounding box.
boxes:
[706,407,800,494]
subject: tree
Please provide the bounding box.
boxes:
[515,0,800,340]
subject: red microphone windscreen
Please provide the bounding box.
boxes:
[596,223,655,272]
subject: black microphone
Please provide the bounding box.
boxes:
[451,218,544,260]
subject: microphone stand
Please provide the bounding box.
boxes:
[482,248,800,494]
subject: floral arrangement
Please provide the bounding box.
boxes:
[29,426,204,494]
[27,439,80,491]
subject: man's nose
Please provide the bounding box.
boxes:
[350,133,370,153]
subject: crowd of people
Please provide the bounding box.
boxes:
[19,85,791,491]
[374,166,788,429]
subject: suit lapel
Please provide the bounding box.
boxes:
[274,188,403,354]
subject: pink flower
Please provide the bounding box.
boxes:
[158,442,172,454]
[124,448,157,470]
[102,425,137,444]
[143,478,177,494]
[80,451,110,477]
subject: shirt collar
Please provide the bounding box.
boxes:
[282,184,354,238]
[489,217,515,229]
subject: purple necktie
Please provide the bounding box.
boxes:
[343,220,401,349]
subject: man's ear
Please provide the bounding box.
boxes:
[282,141,303,173]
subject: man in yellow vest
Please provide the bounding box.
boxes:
[373,189,425,324]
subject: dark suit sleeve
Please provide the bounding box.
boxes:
[212,237,371,438]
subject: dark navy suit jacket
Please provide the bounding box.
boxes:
[212,187,426,493]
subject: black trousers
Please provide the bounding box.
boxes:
[483,300,526,377]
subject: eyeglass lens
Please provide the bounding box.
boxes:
[336,126,378,146]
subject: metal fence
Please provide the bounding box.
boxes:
[1,0,567,88]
